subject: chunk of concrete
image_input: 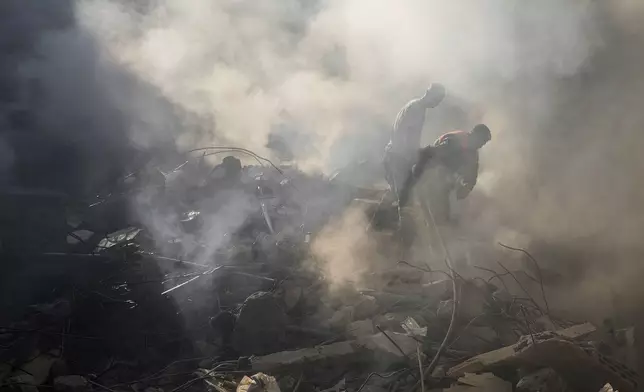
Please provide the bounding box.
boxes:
[449,323,597,378]
[555,322,596,339]
[449,323,638,392]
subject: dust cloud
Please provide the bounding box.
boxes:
[311,206,382,290]
[4,0,644,319]
[74,0,598,171]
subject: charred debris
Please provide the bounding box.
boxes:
[0,148,638,392]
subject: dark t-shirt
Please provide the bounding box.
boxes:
[433,131,480,199]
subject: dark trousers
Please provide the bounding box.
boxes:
[383,149,414,205]
[384,145,435,207]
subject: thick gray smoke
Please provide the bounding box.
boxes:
[4,0,644,319]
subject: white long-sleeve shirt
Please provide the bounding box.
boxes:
[389,98,427,155]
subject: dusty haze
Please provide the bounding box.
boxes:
[3,0,644,319]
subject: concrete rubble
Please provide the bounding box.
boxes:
[0,153,641,392]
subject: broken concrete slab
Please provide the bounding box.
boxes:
[555,322,596,339]
[449,323,638,392]
[449,323,597,378]
[445,373,511,392]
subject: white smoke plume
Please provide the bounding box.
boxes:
[74,0,599,172]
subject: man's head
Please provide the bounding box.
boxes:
[421,83,446,108]
[469,124,491,149]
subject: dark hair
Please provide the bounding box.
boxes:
[471,124,491,142]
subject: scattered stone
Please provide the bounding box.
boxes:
[53,375,88,392]
[516,368,568,392]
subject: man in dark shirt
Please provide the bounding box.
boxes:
[398,124,491,223]
[384,83,446,204]
[429,124,491,200]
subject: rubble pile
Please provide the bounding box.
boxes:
[0,153,639,392]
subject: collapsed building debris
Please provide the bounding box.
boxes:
[0,150,641,392]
